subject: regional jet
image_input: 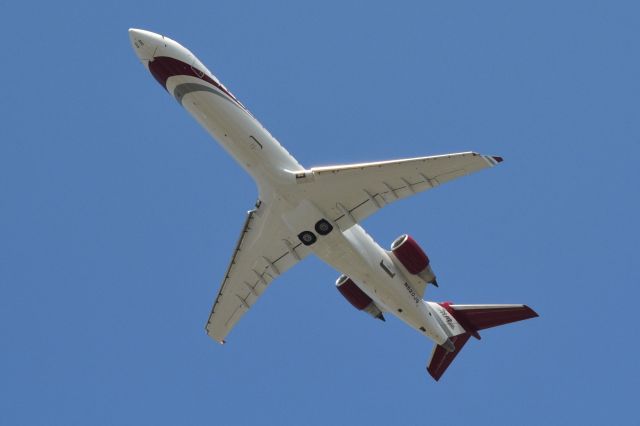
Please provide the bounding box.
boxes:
[129,29,538,380]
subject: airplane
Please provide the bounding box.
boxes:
[129,28,538,381]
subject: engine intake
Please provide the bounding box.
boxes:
[336,275,385,321]
[390,234,437,285]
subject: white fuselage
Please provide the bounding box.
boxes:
[130,29,451,346]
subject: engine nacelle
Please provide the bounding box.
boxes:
[335,275,385,321]
[390,234,437,285]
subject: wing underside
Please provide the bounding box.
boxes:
[300,152,502,230]
[205,201,310,343]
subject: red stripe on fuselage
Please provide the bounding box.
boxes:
[148,56,242,107]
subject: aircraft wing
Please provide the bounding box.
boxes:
[302,152,502,230]
[205,201,311,343]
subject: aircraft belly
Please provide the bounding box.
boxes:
[180,90,260,165]
[166,75,302,183]
[311,225,448,344]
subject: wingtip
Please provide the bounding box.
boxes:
[427,367,442,381]
[523,305,539,318]
[206,327,227,345]
[493,156,504,163]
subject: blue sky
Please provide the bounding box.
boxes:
[1,1,639,424]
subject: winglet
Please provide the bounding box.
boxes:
[482,155,504,167]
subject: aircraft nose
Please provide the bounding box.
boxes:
[129,28,161,61]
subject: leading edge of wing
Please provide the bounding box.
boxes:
[311,152,503,174]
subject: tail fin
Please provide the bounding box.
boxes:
[427,303,538,381]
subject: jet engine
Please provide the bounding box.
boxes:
[335,275,385,321]
[390,234,437,286]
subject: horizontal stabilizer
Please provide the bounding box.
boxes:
[427,333,472,381]
[443,303,538,333]
[427,303,538,381]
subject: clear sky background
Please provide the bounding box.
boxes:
[1,1,639,425]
